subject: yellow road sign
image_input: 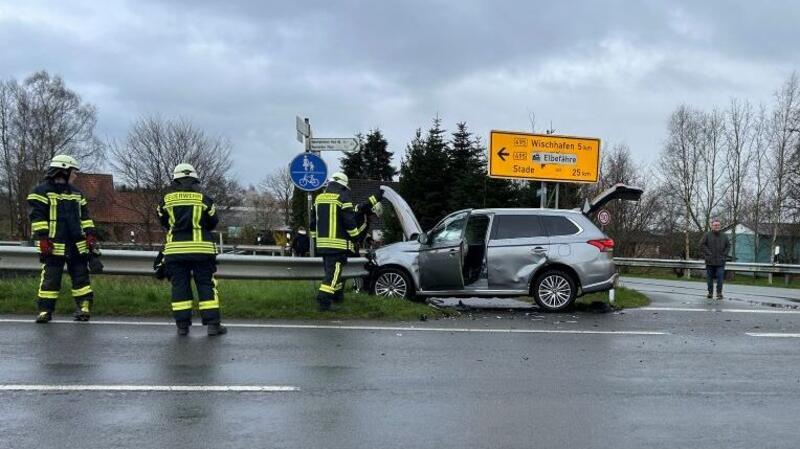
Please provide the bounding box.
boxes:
[488,130,600,183]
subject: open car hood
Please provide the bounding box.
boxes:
[380,186,423,240]
[580,183,644,215]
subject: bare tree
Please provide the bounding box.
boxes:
[0,72,102,237]
[259,167,293,227]
[698,108,729,231]
[109,115,239,243]
[659,105,704,262]
[747,104,773,262]
[587,143,662,256]
[768,73,799,261]
[723,99,754,259]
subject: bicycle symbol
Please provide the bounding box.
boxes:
[298,174,320,188]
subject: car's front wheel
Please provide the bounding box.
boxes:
[532,269,577,312]
[371,268,415,300]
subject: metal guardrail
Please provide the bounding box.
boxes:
[0,246,368,280]
[613,258,800,275]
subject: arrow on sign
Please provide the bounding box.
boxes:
[497,147,509,162]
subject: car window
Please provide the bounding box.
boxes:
[429,211,468,245]
[541,215,580,236]
[493,215,546,239]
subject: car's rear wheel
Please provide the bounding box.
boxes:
[532,269,577,312]
[372,268,415,300]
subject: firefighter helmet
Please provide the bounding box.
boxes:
[173,163,199,180]
[49,154,80,171]
[329,172,349,189]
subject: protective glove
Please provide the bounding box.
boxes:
[38,238,54,256]
[371,201,384,217]
[85,233,98,252]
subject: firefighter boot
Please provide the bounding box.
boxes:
[177,322,190,336]
[35,311,52,324]
[73,300,91,322]
[207,323,227,336]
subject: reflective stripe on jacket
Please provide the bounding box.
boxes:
[27,180,95,255]
[157,187,219,256]
[310,183,359,255]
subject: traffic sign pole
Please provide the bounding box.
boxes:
[304,118,315,257]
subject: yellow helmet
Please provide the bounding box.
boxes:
[173,163,198,180]
[49,154,80,171]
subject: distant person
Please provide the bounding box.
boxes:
[700,219,730,299]
[291,227,310,257]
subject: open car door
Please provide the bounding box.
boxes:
[580,183,644,215]
[380,186,423,240]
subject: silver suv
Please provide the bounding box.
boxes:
[365,185,641,312]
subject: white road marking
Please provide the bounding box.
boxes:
[0,385,298,392]
[746,333,800,338]
[638,307,800,314]
[0,318,666,336]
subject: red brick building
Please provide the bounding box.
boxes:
[73,173,164,244]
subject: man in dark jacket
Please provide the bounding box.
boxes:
[28,154,97,323]
[157,163,226,336]
[291,227,310,257]
[700,219,731,299]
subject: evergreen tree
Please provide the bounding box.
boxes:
[360,129,397,181]
[447,122,488,210]
[290,187,309,230]
[339,133,365,179]
[399,117,452,231]
[339,129,397,181]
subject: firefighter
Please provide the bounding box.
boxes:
[351,191,384,256]
[157,163,227,336]
[310,172,362,311]
[28,154,97,323]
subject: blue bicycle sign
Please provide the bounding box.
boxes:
[289,152,327,192]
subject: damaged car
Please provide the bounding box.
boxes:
[364,184,642,312]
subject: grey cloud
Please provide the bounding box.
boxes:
[0,0,797,183]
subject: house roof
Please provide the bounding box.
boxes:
[73,173,157,225]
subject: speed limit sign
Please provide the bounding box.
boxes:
[597,209,611,226]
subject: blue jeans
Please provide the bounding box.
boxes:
[706,265,725,294]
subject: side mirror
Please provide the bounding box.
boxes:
[417,232,428,245]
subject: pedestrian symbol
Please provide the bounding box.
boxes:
[290,152,328,192]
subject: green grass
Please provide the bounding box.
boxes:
[0,274,447,321]
[576,287,650,309]
[621,267,800,289]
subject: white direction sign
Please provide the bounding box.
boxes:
[309,138,359,152]
[296,116,310,142]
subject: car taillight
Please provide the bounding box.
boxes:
[587,239,614,252]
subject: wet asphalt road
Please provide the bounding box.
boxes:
[2,279,800,449]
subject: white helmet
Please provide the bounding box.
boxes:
[329,172,349,189]
[173,163,198,180]
[50,154,80,171]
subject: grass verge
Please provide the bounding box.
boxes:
[0,274,447,321]
[576,287,650,309]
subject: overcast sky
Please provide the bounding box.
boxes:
[1,0,798,185]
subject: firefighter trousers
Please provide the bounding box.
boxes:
[166,258,221,326]
[317,253,347,308]
[37,253,93,313]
